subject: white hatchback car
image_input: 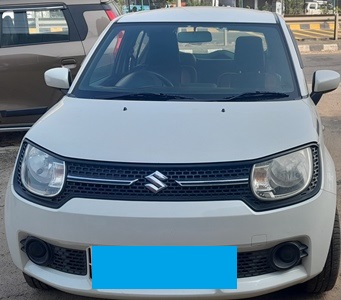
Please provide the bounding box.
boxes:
[5,6,341,299]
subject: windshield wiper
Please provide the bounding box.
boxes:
[224,91,289,101]
[102,93,194,100]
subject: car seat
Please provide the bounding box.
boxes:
[2,16,16,46]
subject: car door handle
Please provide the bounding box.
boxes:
[61,59,77,69]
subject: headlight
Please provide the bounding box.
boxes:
[251,148,313,201]
[21,144,65,197]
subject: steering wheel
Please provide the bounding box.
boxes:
[115,70,174,88]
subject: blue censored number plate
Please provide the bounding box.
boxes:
[92,245,237,289]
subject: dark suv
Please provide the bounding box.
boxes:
[0,0,120,132]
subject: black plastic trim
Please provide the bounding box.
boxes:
[21,237,87,276]
[0,3,66,11]
[0,107,47,117]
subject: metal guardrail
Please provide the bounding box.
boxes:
[284,14,340,40]
[28,18,67,33]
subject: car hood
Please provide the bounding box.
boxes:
[26,97,319,163]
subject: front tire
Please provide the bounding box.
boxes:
[303,208,340,293]
[23,273,52,290]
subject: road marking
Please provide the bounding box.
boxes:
[292,28,334,39]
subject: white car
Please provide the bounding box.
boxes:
[5,6,341,299]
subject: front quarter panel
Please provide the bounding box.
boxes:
[321,144,337,195]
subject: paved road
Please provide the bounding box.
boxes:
[302,51,341,79]
[1,52,341,300]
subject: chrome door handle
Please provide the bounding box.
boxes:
[61,59,77,69]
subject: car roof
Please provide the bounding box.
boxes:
[116,7,277,24]
[0,0,106,5]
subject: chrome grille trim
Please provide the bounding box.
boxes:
[176,178,248,187]
[67,175,138,186]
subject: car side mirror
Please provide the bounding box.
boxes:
[311,70,340,105]
[44,67,72,90]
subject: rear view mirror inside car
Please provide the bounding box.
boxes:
[177,31,212,43]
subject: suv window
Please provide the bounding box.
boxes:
[1,7,69,47]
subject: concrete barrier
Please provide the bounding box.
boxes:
[284,14,340,40]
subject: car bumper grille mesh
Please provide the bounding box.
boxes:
[21,240,290,279]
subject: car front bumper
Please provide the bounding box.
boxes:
[5,179,337,299]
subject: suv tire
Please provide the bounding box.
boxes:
[303,208,340,293]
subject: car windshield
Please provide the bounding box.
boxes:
[73,22,299,101]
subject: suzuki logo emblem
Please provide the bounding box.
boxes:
[145,171,168,193]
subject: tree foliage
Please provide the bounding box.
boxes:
[284,0,305,15]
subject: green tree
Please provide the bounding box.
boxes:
[261,1,271,11]
[284,0,305,14]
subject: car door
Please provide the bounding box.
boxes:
[0,4,85,130]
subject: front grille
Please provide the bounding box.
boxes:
[14,141,321,211]
[49,246,87,275]
[62,162,251,201]
[238,249,275,278]
[21,239,87,276]
[88,249,281,279]
[21,239,300,278]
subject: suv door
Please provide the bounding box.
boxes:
[0,4,85,130]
